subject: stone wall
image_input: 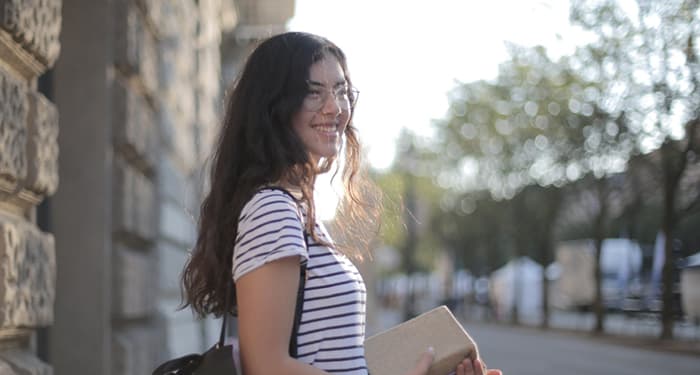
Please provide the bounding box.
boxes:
[156,0,223,359]
[0,0,295,373]
[112,1,162,372]
[0,0,61,374]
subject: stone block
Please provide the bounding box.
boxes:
[173,113,196,172]
[25,91,58,196]
[237,0,294,26]
[113,244,156,319]
[156,241,187,297]
[113,324,164,375]
[113,83,157,172]
[114,161,157,242]
[0,216,55,328]
[114,160,135,237]
[158,301,206,357]
[159,98,197,172]
[114,1,158,93]
[194,41,221,162]
[197,0,222,47]
[156,156,188,204]
[0,65,28,189]
[114,2,139,73]
[159,200,196,247]
[134,169,157,240]
[0,349,51,375]
[139,19,158,93]
[0,360,12,374]
[154,0,196,38]
[0,0,62,67]
[138,0,163,35]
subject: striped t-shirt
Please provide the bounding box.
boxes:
[232,188,369,374]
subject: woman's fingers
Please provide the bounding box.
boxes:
[474,358,503,375]
[473,358,483,375]
[456,358,474,375]
[412,347,434,375]
[456,356,504,375]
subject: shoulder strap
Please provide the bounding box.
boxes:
[218,186,308,357]
[289,232,308,357]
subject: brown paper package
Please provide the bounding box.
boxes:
[364,306,478,375]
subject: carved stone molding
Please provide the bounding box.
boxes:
[0,0,62,68]
[0,216,55,329]
[0,29,45,81]
[25,91,58,196]
[0,349,51,375]
[0,65,28,192]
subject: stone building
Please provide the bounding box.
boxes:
[0,0,295,374]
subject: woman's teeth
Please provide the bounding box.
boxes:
[314,125,336,133]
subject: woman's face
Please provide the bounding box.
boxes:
[291,55,351,164]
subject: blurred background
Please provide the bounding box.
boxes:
[0,0,698,374]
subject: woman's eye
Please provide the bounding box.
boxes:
[307,90,322,98]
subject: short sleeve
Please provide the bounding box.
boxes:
[232,189,309,281]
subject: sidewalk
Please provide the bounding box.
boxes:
[462,306,700,357]
[370,305,700,357]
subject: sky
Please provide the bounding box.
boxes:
[288,0,591,219]
[289,0,589,171]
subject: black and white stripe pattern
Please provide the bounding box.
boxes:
[233,188,369,374]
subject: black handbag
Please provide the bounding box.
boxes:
[152,259,307,374]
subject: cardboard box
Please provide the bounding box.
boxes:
[364,306,478,375]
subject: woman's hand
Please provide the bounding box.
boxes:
[456,358,503,375]
[405,348,504,375]
[403,347,435,375]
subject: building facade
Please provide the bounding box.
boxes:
[0,0,294,374]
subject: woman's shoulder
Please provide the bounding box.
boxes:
[233,187,309,280]
[249,186,300,203]
[239,187,302,223]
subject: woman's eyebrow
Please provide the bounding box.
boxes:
[307,79,347,88]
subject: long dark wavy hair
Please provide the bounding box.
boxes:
[181,32,380,318]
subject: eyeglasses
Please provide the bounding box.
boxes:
[302,81,359,112]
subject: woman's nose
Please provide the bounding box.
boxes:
[321,93,342,115]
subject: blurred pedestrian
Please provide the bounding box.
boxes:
[180,31,501,375]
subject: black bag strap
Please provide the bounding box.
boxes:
[218,186,309,356]
[289,242,308,357]
[217,262,306,353]
[218,282,232,348]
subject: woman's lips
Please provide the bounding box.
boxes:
[312,123,338,135]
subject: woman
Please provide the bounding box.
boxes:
[181,32,501,375]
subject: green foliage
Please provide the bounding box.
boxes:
[432,45,628,201]
[373,131,451,273]
[570,0,700,152]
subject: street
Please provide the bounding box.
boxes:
[465,321,700,375]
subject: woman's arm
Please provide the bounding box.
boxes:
[236,255,502,375]
[236,255,328,375]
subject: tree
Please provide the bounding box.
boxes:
[516,184,563,328]
[426,45,631,328]
[571,0,700,339]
